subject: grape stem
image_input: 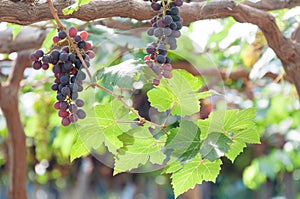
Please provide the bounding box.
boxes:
[162,101,177,128]
[47,0,92,81]
[47,0,164,130]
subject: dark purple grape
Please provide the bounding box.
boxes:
[164,15,173,25]
[172,15,181,22]
[35,50,44,58]
[52,65,62,74]
[175,21,182,30]
[146,45,156,54]
[59,53,69,62]
[71,92,78,100]
[51,50,60,61]
[77,84,84,92]
[151,2,161,11]
[61,117,70,126]
[56,93,66,102]
[51,83,59,91]
[162,63,172,71]
[33,61,42,70]
[69,104,78,113]
[153,79,160,86]
[157,20,165,28]
[164,27,172,36]
[74,35,81,42]
[156,54,166,64]
[76,71,86,81]
[58,30,67,39]
[42,55,50,63]
[74,59,82,69]
[170,7,179,15]
[165,57,171,64]
[69,114,78,123]
[60,101,69,111]
[151,64,161,75]
[169,22,177,30]
[60,75,69,85]
[68,53,76,62]
[154,28,163,38]
[75,99,84,107]
[76,109,86,119]
[171,30,181,38]
[63,61,73,71]
[147,27,155,36]
[61,86,71,96]
[30,53,38,62]
[42,63,49,70]
[77,41,86,49]
[70,83,79,92]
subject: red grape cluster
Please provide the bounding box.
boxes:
[144,0,183,86]
[30,27,95,126]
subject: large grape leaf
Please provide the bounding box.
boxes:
[200,132,232,161]
[165,120,201,162]
[198,108,260,162]
[147,70,203,116]
[94,100,135,154]
[70,136,89,162]
[114,127,166,175]
[171,155,222,198]
[96,59,144,89]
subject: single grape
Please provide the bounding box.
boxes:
[163,15,173,25]
[71,92,79,100]
[164,27,172,36]
[76,71,86,81]
[147,27,155,36]
[52,36,60,43]
[175,21,182,30]
[77,84,84,92]
[78,41,86,49]
[151,64,161,75]
[60,75,69,85]
[146,45,156,54]
[74,59,82,69]
[154,28,163,38]
[76,109,86,119]
[169,22,177,30]
[68,53,76,62]
[75,99,84,107]
[60,101,69,111]
[171,30,181,38]
[56,93,66,102]
[157,20,165,28]
[54,101,60,110]
[61,117,71,126]
[162,63,172,71]
[30,53,38,62]
[70,83,79,92]
[51,83,59,91]
[156,54,166,64]
[32,61,42,70]
[165,57,171,64]
[58,30,67,39]
[69,27,78,37]
[58,110,70,117]
[42,63,49,70]
[52,65,62,74]
[86,50,95,59]
[74,35,82,42]
[69,104,78,113]
[63,61,73,71]
[151,2,161,11]
[62,46,69,53]
[42,55,50,64]
[35,50,44,58]
[170,6,179,15]
[172,15,181,22]
[51,50,60,61]
[84,41,92,51]
[61,86,71,96]
[59,53,69,62]
[69,114,78,123]
[153,79,160,86]
[80,31,89,40]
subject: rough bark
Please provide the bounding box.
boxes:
[0,50,32,199]
[1,0,300,26]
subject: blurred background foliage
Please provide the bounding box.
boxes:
[0,5,300,199]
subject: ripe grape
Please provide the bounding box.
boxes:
[76,109,86,119]
[52,36,60,43]
[58,30,67,39]
[61,117,71,126]
[75,99,84,107]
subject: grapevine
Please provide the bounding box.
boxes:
[144,0,183,86]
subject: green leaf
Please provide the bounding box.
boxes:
[171,155,222,198]
[114,127,166,175]
[147,70,202,116]
[162,158,183,174]
[96,59,144,89]
[198,108,260,162]
[41,28,56,50]
[63,2,79,15]
[165,120,201,162]
[200,132,232,161]
[70,136,89,162]
[94,100,135,154]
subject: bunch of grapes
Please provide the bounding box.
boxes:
[30,27,95,126]
[144,0,183,86]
